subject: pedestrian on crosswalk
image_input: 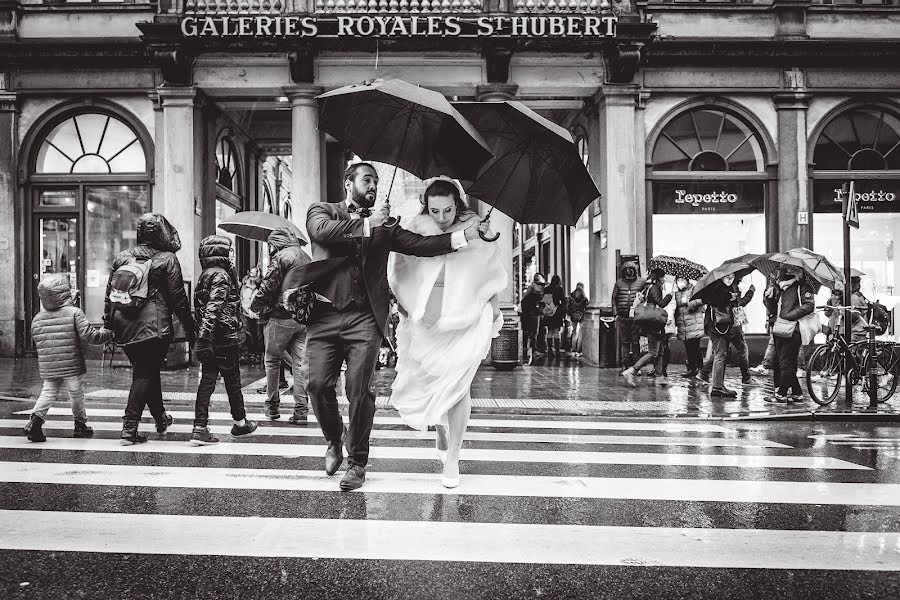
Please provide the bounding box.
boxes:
[24,273,114,442]
[104,213,196,445]
[190,236,258,446]
[388,179,505,488]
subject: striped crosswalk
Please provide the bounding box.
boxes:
[2,399,900,593]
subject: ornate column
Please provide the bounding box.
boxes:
[476,84,522,368]
[581,84,642,365]
[774,75,811,251]
[157,86,201,283]
[0,89,18,356]
[284,85,324,241]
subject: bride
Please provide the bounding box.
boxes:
[388,178,506,488]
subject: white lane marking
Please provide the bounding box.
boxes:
[1,510,898,570]
[13,408,734,434]
[2,461,895,505]
[0,420,787,449]
[0,437,869,470]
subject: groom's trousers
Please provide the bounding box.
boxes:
[306,301,382,468]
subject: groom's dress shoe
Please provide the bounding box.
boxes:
[325,440,344,476]
[340,465,366,491]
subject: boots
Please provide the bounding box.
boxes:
[73,420,94,439]
[120,420,148,446]
[25,414,46,442]
[288,406,308,426]
[155,413,174,434]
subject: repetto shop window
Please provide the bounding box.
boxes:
[650,106,769,333]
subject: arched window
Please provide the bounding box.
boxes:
[25,105,152,334]
[649,105,770,332]
[811,105,900,305]
[215,135,240,195]
[263,183,275,214]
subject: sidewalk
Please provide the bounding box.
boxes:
[1,357,897,420]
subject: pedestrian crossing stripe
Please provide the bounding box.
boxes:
[0,419,789,449]
[14,408,736,433]
[1,510,898,570]
[0,436,869,470]
[3,461,896,505]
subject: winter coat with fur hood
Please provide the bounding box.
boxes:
[33,273,113,379]
[194,235,244,347]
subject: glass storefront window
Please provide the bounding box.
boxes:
[569,207,590,297]
[84,185,149,319]
[39,189,76,208]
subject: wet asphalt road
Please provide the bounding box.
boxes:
[1,391,899,599]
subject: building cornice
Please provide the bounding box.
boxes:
[644,39,900,68]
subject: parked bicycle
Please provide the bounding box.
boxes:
[806,305,899,406]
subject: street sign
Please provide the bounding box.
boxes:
[844,181,860,229]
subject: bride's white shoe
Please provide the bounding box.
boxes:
[441,460,460,489]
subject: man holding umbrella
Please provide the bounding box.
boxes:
[305,162,487,491]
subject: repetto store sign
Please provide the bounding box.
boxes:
[653,182,765,214]
[813,180,900,213]
[180,14,619,38]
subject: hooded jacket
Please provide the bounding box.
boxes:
[32,273,113,379]
[612,261,646,317]
[104,213,196,346]
[674,287,705,341]
[764,278,816,324]
[541,281,567,329]
[567,288,589,322]
[194,235,243,347]
[251,227,310,320]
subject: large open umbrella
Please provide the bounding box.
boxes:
[648,255,708,281]
[218,211,306,244]
[744,253,780,277]
[318,78,494,190]
[768,247,844,290]
[691,260,755,302]
[453,101,600,228]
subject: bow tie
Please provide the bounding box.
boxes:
[347,204,371,218]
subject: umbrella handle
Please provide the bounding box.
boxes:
[478,207,499,242]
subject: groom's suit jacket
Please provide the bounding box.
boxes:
[306,201,455,333]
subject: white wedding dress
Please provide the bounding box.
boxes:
[387,213,506,431]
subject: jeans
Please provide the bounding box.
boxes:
[762,334,775,368]
[710,331,730,390]
[616,317,640,366]
[683,338,703,372]
[32,375,86,422]
[774,329,803,396]
[632,332,662,372]
[702,327,749,379]
[264,317,308,415]
[571,320,584,354]
[122,338,170,423]
[195,345,246,427]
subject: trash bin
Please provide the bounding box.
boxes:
[598,307,617,368]
[491,318,519,370]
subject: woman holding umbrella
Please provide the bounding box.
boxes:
[622,267,671,387]
[763,265,816,403]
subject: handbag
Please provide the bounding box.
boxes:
[709,305,733,335]
[634,302,667,330]
[797,289,822,344]
[772,289,801,339]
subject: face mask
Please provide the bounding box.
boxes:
[676,279,688,291]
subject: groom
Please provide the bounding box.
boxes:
[306,162,483,491]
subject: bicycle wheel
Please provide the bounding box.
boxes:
[806,344,844,406]
[860,343,899,403]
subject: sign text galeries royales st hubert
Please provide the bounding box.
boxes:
[180,14,620,39]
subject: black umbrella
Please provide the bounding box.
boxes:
[454,101,600,228]
[648,255,708,281]
[691,260,755,302]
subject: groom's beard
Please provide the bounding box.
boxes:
[352,186,376,209]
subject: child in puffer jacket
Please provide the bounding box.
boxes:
[24,273,113,442]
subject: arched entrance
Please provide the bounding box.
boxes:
[22,103,152,336]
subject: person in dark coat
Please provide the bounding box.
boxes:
[542,275,567,359]
[698,276,754,385]
[250,227,312,425]
[764,265,816,403]
[104,213,196,445]
[190,235,258,446]
[520,273,546,363]
[24,274,113,442]
[567,282,589,357]
[612,259,645,367]
[304,162,486,491]
[621,268,671,387]
[702,274,742,398]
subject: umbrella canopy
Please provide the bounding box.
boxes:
[691,260,755,302]
[768,247,844,290]
[453,101,600,226]
[648,255,708,281]
[218,211,306,244]
[745,253,780,277]
[318,79,494,182]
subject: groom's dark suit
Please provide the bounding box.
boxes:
[305,200,461,468]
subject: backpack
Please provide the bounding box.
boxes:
[542,292,558,317]
[107,257,151,313]
[870,300,890,335]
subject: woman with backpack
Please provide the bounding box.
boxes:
[542,275,567,359]
[621,268,671,387]
[104,213,196,445]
